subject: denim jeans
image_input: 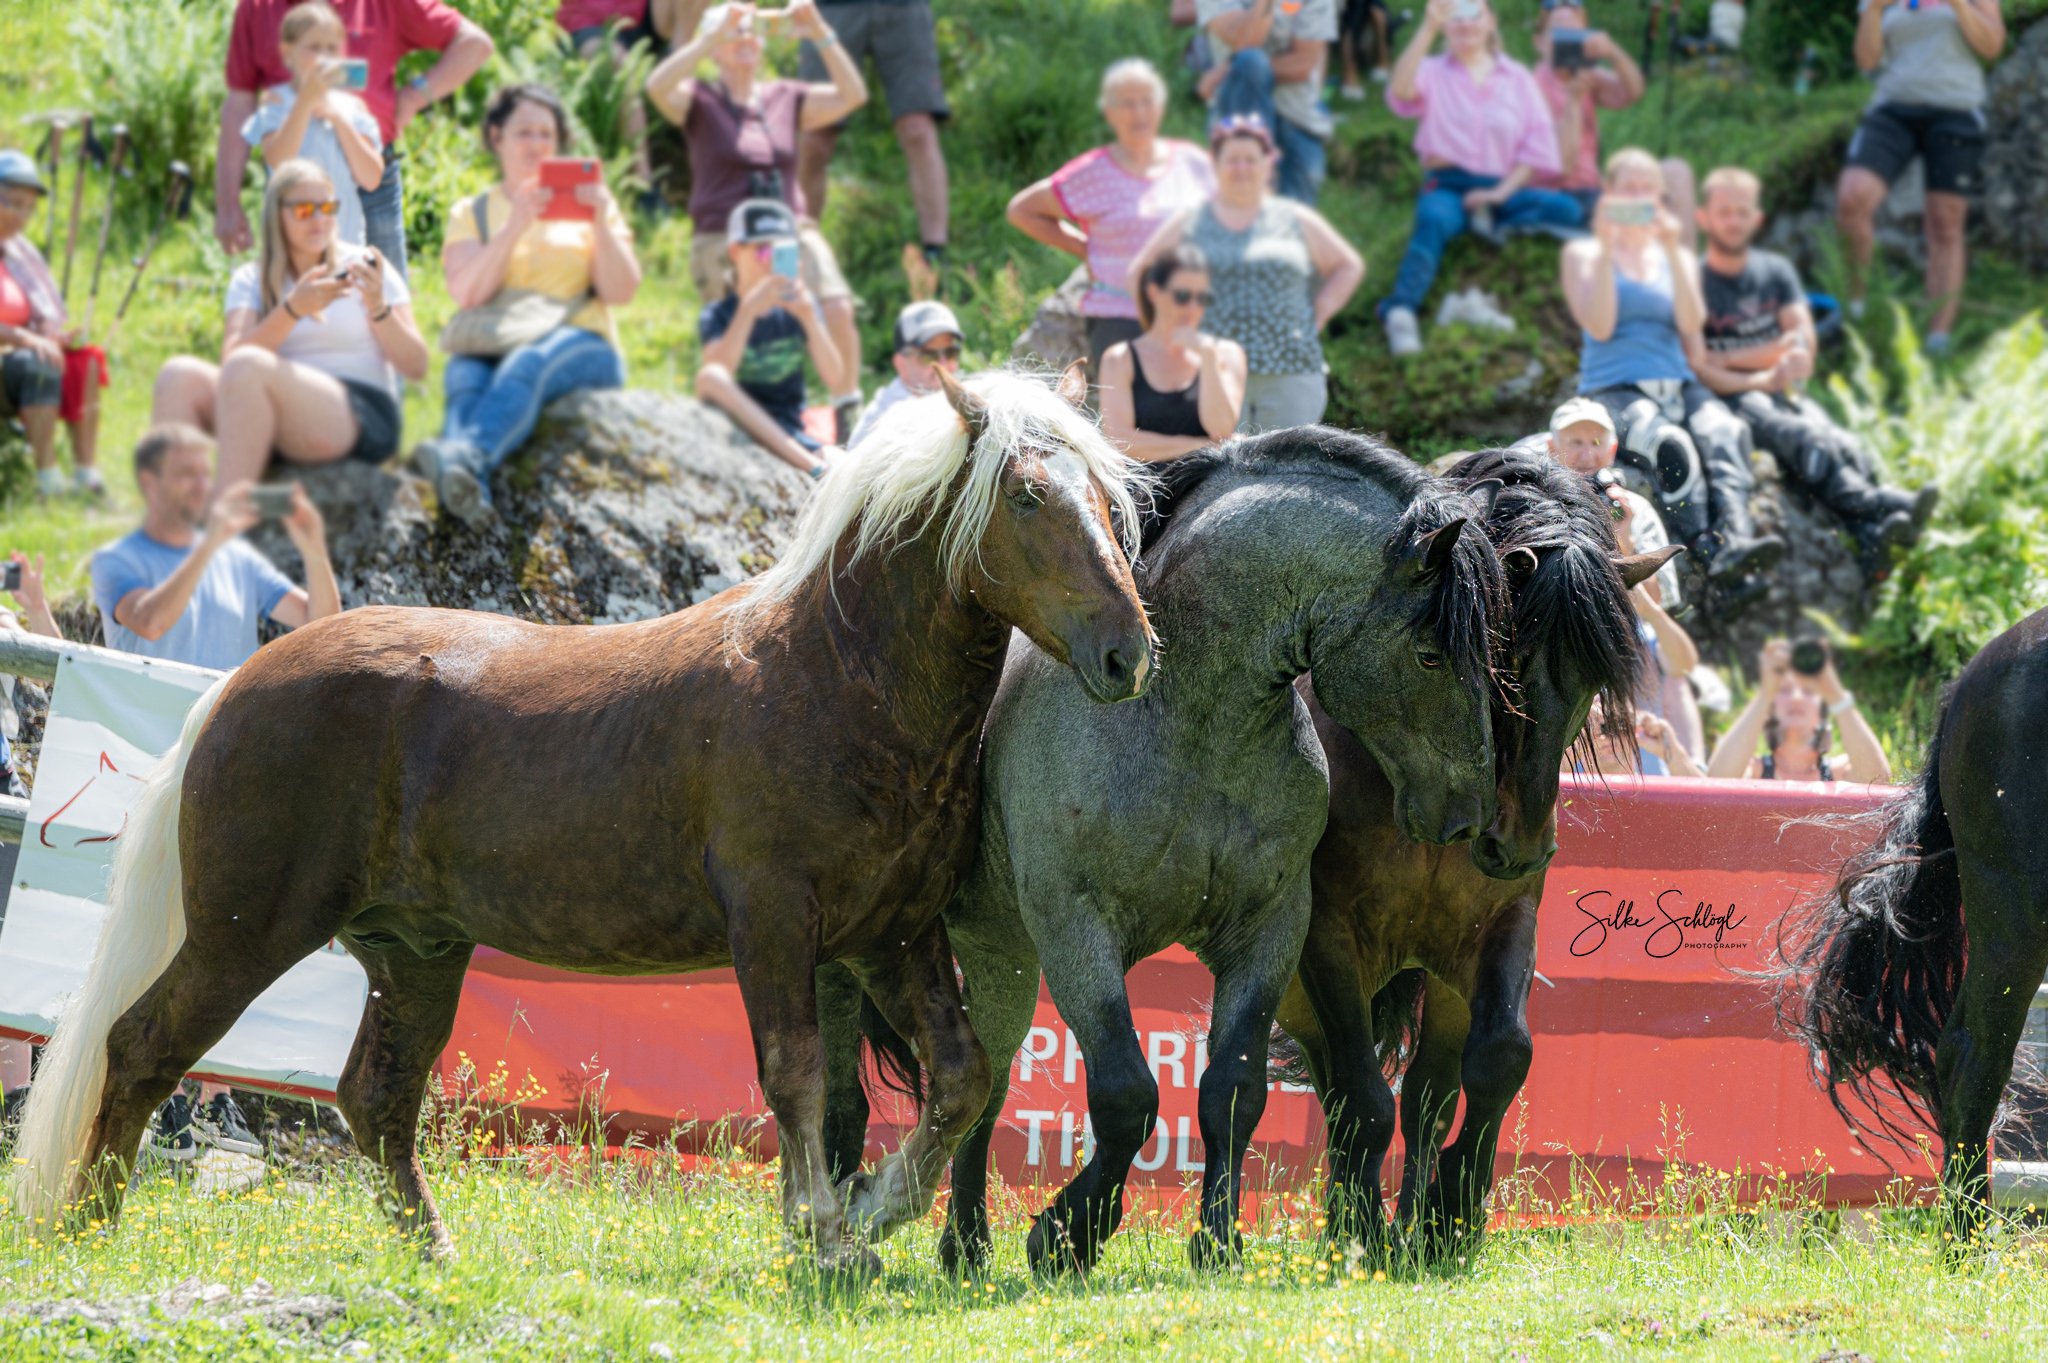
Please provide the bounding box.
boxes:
[361,151,408,282]
[1381,168,1585,314]
[1208,47,1327,206]
[441,326,625,474]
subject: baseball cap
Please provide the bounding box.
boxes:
[1549,396,1615,437]
[894,300,963,352]
[0,150,49,196]
[726,198,797,247]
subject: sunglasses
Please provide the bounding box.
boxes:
[915,344,963,363]
[284,199,340,221]
[1170,288,1215,307]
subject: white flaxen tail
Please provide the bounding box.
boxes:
[11,676,229,1226]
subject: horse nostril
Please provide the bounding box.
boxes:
[1440,816,1481,845]
[1101,647,1130,682]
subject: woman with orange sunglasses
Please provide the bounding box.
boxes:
[151,158,429,505]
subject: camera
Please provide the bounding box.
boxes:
[1790,638,1830,677]
[1551,28,1590,72]
[746,169,785,203]
[1,562,20,594]
[1592,467,1627,521]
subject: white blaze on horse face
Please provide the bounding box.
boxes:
[1039,450,1130,581]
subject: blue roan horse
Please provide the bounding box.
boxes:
[827,427,1508,1275]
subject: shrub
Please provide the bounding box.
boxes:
[1747,0,1860,85]
[68,0,233,223]
[1841,311,2048,675]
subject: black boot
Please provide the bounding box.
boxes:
[1692,528,1786,583]
[1711,572,1770,617]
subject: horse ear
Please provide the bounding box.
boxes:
[1505,545,1540,585]
[937,365,989,443]
[1464,477,1504,521]
[1615,544,1683,589]
[1055,359,1089,412]
[1411,516,1468,579]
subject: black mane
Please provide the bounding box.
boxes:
[1444,447,1643,720]
[1142,426,1505,689]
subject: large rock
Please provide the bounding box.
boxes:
[248,389,810,624]
[1982,19,2048,272]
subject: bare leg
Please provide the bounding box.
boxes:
[821,297,861,397]
[1922,191,1969,339]
[337,941,476,1259]
[797,126,840,228]
[210,350,360,506]
[841,920,993,1241]
[151,356,220,434]
[895,113,948,249]
[67,398,101,476]
[695,364,823,472]
[1835,167,1889,308]
[21,405,58,475]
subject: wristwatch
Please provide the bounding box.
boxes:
[408,74,432,101]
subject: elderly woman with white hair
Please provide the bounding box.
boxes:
[647,0,868,437]
[1006,57,1217,378]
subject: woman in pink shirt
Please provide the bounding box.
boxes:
[1380,0,1581,357]
[1006,58,1217,378]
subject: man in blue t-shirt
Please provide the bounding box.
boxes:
[90,424,341,674]
[695,199,849,479]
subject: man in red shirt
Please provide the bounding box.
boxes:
[217,0,496,276]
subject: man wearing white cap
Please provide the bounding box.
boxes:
[1537,395,1680,604]
[847,299,963,449]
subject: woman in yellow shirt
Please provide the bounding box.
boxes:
[413,84,643,528]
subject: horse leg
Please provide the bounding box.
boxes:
[815,961,872,1184]
[1426,902,1537,1254]
[937,923,1045,1278]
[1395,979,1468,1230]
[1189,888,1310,1270]
[1028,914,1157,1276]
[839,920,993,1242]
[1936,864,2048,1242]
[1295,910,1397,1256]
[731,931,866,1275]
[335,940,476,1259]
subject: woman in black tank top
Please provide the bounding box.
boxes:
[1097,244,1247,462]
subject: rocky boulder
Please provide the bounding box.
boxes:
[248,389,810,625]
[1981,19,2048,273]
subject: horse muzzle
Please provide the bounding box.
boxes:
[1470,830,1557,882]
[1073,631,1153,704]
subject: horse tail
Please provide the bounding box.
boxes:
[858,994,925,1110]
[1372,968,1429,1081]
[1267,1024,1312,1088]
[12,676,229,1225]
[1772,726,1962,1144]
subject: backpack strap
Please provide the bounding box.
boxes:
[472,192,492,246]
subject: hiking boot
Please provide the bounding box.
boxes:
[147,1093,199,1163]
[1384,306,1423,357]
[196,1092,263,1158]
[1694,530,1784,583]
[1710,572,1769,617]
[415,439,495,531]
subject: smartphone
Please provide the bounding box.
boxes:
[1551,28,1589,71]
[339,57,370,91]
[1,562,21,594]
[539,158,601,222]
[771,240,802,281]
[1603,197,1657,227]
[1790,638,1830,677]
[250,486,297,521]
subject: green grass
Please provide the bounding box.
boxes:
[3,1134,2047,1360]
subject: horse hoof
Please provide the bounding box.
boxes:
[1025,1210,1087,1278]
[1186,1227,1244,1272]
[938,1227,991,1280]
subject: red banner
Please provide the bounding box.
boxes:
[440,776,1937,1211]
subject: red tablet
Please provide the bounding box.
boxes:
[538,158,600,222]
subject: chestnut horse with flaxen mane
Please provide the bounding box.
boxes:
[12,367,1155,1276]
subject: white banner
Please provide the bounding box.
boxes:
[0,647,364,1094]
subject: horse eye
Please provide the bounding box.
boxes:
[1007,484,1043,510]
[1417,649,1444,671]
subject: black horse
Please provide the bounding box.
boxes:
[1276,448,1666,1256]
[1775,606,2048,1236]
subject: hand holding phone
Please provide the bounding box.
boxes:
[250,486,298,521]
[771,240,802,280]
[1,561,21,594]
[340,57,370,91]
[1602,197,1658,228]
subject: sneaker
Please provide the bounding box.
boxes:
[415,439,495,530]
[1371,66,1391,84]
[1339,82,1367,101]
[1384,306,1423,357]
[147,1093,199,1163]
[73,467,106,498]
[195,1092,264,1157]
[35,466,64,499]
